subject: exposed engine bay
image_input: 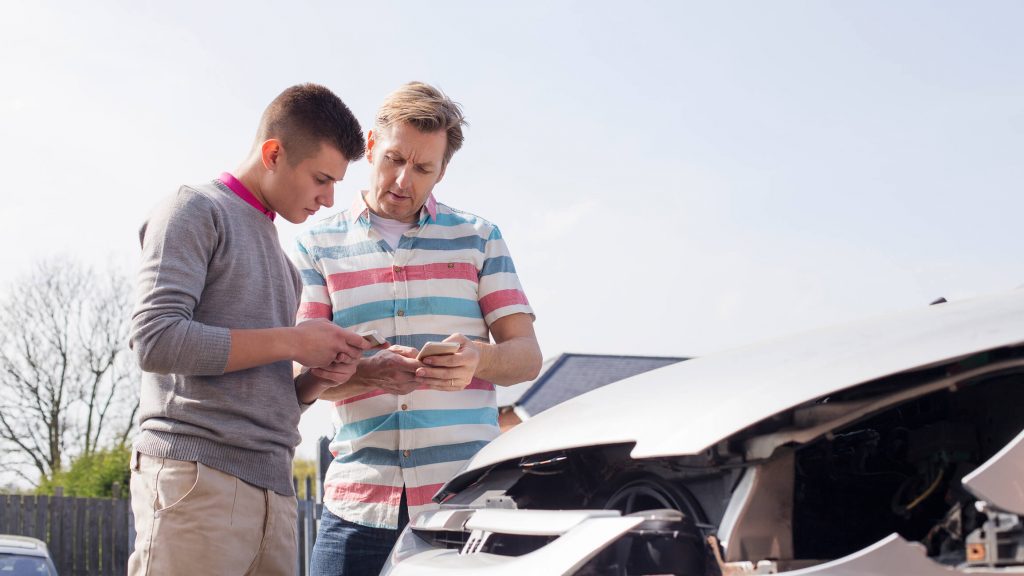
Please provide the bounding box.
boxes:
[433,350,1024,574]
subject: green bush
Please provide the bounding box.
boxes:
[38,445,131,498]
[293,457,318,500]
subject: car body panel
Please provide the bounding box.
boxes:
[782,533,1019,576]
[455,290,1024,480]
[963,426,1024,516]
[382,510,643,575]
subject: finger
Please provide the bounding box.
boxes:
[420,353,461,367]
[442,333,469,345]
[342,330,373,350]
[387,345,420,359]
[415,366,457,380]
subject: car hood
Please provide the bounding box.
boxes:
[460,290,1024,479]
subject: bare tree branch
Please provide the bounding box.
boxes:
[0,257,138,485]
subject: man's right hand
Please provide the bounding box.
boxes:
[292,319,370,368]
[355,345,423,395]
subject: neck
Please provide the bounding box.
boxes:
[234,156,272,211]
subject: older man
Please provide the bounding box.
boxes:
[293,82,542,575]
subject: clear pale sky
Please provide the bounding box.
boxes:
[2,1,1022,461]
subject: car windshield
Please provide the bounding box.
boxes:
[0,553,52,575]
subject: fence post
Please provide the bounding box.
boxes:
[115,487,129,574]
[305,476,316,567]
[35,495,48,542]
[0,494,8,533]
[317,436,332,506]
[50,483,63,573]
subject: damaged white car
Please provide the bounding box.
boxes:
[382,289,1024,575]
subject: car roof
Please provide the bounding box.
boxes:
[458,289,1024,477]
[0,535,49,557]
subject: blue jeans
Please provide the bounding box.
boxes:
[310,490,409,576]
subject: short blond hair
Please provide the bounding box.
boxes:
[375,82,467,167]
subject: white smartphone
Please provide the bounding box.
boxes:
[416,341,460,361]
[358,330,387,347]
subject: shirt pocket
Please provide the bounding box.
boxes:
[411,259,481,321]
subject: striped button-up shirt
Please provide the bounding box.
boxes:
[293,193,534,529]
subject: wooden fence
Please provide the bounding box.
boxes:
[0,485,130,576]
[0,468,329,575]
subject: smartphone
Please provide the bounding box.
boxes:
[416,341,460,361]
[358,330,387,347]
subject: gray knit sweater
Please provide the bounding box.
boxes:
[130,180,303,496]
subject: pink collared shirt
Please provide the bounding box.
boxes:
[218,172,275,221]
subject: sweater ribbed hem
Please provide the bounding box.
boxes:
[135,430,295,496]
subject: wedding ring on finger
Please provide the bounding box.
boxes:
[448,378,456,389]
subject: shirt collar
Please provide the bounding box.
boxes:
[351,191,438,227]
[218,172,276,221]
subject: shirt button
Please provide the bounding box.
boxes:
[393,266,403,273]
[403,450,411,458]
[396,309,405,317]
[401,404,408,411]
[447,263,455,269]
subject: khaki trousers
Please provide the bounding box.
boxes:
[128,451,297,576]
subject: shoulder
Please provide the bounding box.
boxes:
[143,184,220,229]
[295,210,355,246]
[433,202,502,238]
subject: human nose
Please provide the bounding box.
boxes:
[396,166,412,190]
[319,187,335,208]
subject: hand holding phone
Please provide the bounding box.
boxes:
[358,330,388,347]
[416,341,460,361]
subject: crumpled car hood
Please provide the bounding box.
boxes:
[458,289,1024,481]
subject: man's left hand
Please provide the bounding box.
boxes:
[416,333,480,392]
[309,359,360,388]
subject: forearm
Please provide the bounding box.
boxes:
[295,369,338,404]
[224,327,297,373]
[474,335,543,385]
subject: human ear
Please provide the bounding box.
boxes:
[366,130,376,163]
[261,139,282,172]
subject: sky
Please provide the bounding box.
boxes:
[1,1,1022,463]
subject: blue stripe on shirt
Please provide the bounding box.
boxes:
[433,212,482,228]
[300,269,326,286]
[334,440,490,468]
[480,256,516,277]
[307,220,351,235]
[308,241,381,261]
[411,235,487,253]
[335,408,499,441]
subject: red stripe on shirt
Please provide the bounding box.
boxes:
[325,482,401,505]
[327,267,393,292]
[479,289,529,317]
[298,301,332,320]
[326,262,477,292]
[406,483,446,507]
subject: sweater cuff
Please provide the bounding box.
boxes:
[191,324,231,375]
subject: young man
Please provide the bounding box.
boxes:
[128,84,371,576]
[293,82,543,575]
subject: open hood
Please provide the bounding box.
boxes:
[456,290,1024,482]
